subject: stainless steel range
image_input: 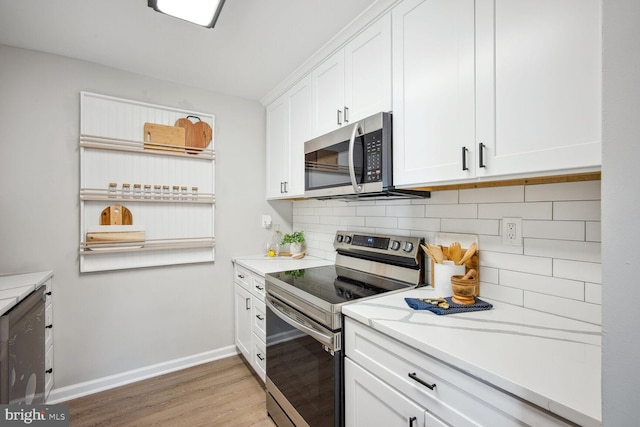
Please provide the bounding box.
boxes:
[265,231,425,427]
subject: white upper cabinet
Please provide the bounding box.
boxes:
[393,0,602,187]
[392,0,476,186]
[312,13,392,138]
[476,0,602,178]
[266,75,312,199]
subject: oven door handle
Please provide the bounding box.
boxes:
[348,121,364,194]
[266,296,336,351]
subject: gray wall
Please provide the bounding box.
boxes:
[602,1,640,425]
[0,45,292,390]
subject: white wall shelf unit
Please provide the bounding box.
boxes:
[79,92,215,272]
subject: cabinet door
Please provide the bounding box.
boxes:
[266,95,289,198]
[345,358,428,427]
[287,76,312,197]
[344,13,392,123]
[234,284,252,363]
[312,49,345,137]
[392,0,476,186]
[475,0,602,177]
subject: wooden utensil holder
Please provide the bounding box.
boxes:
[429,245,479,296]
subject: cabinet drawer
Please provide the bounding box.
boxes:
[252,334,266,382]
[252,275,266,300]
[234,265,252,292]
[252,298,266,340]
[345,318,571,426]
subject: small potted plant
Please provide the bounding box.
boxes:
[281,230,305,255]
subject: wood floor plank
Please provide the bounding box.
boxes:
[66,355,276,427]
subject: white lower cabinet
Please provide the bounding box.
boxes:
[346,358,446,427]
[344,317,573,427]
[233,264,267,382]
[43,277,54,400]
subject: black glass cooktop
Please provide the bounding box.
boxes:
[267,264,413,306]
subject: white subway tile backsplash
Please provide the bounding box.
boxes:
[553,259,602,283]
[525,180,600,202]
[339,216,365,227]
[386,204,425,218]
[523,220,585,241]
[477,235,525,254]
[480,282,524,306]
[441,218,500,235]
[479,266,499,284]
[293,180,602,324]
[500,270,585,300]
[586,221,601,242]
[397,217,440,232]
[459,186,524,203]
[478,202,552,220]
[333,206,357,216]
[426,204,477,219]
[365,216,398,229]
[423,190,459,204]
[481,251,552,275]
[356,205,386,217]
[524,292,601,325]
[525,239,601,263]
[553,201,601,221]
[585,283,602,304]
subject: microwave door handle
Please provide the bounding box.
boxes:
[348,121,364,193]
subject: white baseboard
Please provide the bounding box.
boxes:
[47,345,238,404]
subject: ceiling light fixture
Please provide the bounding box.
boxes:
[147,0,226,28]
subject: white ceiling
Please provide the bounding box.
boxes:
[0,0,378,101]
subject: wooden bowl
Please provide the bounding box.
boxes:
[450,275,477,305]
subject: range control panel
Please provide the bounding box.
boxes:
[334,231,422,256]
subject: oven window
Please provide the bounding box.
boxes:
[305,137,364,191]
[266,305,341,427]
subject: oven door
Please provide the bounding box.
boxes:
[265,294,343,427]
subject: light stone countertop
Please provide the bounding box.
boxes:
[342,287,602,427]
[0,271,53,316]
[232,254,333,277]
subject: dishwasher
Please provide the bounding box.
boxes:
[0,287,46,404]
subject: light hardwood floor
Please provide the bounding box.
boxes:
[66,355,276,427]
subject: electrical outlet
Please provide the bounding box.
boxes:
[502,217,522,246]
[261,215,272,229]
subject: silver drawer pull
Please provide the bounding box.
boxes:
[408,372,436,390]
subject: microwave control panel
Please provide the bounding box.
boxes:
[363,129,383,183]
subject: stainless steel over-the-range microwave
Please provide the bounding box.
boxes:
[304,111,430,200]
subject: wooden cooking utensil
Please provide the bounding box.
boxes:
[426,243,444,264]
[100,205,133,225]
[458,242,478,266]
[449,242,462,265]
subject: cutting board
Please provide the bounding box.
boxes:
[100,205,133,225]
[143,123,185,152]
[174,116,212,154]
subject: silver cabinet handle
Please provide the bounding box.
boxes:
[344,106,349,123]
[337,109,343,125]
[409,416,417,427]
[348,121,364,193]
[245,298,251,311]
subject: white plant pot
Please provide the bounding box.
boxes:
[289,242,303,254]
